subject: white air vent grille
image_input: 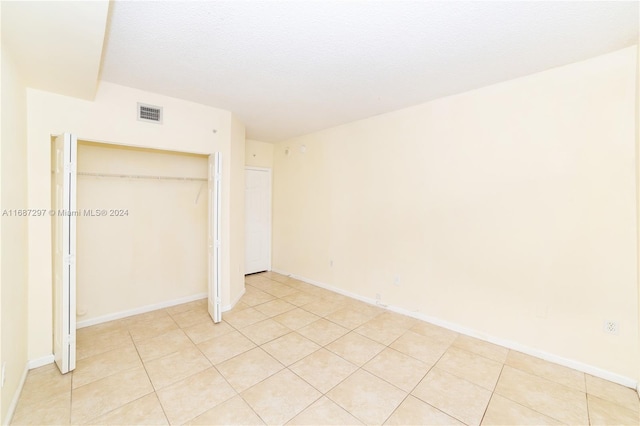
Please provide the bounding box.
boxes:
[137,103,163,124]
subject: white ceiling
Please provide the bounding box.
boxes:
[101,1,638,142]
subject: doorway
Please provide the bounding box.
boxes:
[245,167,272,274]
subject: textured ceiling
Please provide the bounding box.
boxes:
[101,1,639,142]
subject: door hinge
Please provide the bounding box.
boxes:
[64,162,76,174]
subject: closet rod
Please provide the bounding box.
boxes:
[77,172,207,182]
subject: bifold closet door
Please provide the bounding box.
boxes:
[53,133,77,374]
[208,152,222,323]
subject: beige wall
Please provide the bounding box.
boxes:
[273,47,639,382]
[0,44,29,421]
[246,139,274,168]
[26,81,245,361]
[76,142,208,323]
[230,115,246,303]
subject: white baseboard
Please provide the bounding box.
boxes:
[76,293,208,328]
[28,354,54,369]
[222,287,246,312]
[274,269,638,390]
[4,362,29,426]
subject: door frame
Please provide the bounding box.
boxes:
[52,133,77,374]
[245,166,272,273]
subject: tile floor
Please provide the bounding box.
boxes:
[11,272,640,425]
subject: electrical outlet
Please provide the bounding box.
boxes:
[603,320,619,335]
[1,362,6,388]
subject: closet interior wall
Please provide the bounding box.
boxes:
[76,141,209,325]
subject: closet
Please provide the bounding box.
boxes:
[52,135,222,373]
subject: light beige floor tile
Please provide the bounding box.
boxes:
[325,307,375,329]
[451,334,508,363]
[262,332,321,366]
[253,299,297,317]
[326,332,385,366]
[384,395,463,426]
[272,308,320,330]
[216,347,284,392]
[144,344,211,390]
[262,282,299,298]
[245,274,271,285]
[242,369,322,425]
[134,329,193,362]
[156,367,236,425]
[435,346,503,390]
[71,366,153,424]
[187,395,265,425]
[76,319,128,340]
[390,330,450,364]
[327,369,406,425]
[412,368,492,425]
[165,298,207,316]
[267,273,291,284]
[287,396,364,425]
[87,393,168,425]
[587,394,640,425]
[182,320,234,344]
[170,307,212,329]
[241,288,277,306]
[231,301,252,312]
[72,342,142,389]
[410,321,459,346]
[128,315,179,341]
[282,291,317,307]
[197,330,256,364]
[506,350,585,392]
[481,393,562,425]
[364,348,431,392]
[305,286,336,299]
[290,348,358,393]
[327,293,361,306]
[251,280,297,298]
[240,319,291,345]
[125,309,172,327]
[355,320,408,345]
[374,311,418,329]
[77,328,133,360]
[345,300,384,318]
[12,391,70,425]
[301,299,345,317]
[586,374,639,413]
[224,307,268,329]
[16,363,71,407]
[494,365,588,424]
[297,319,349,346]
[248,277,281,291]
[285,280,322,294]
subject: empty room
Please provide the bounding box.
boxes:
[1,1,639,425]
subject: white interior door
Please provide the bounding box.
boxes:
[52,133,77,374]
[245,168,271,274]
[208,153,222,323]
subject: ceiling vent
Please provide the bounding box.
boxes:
[137,103,163,124]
